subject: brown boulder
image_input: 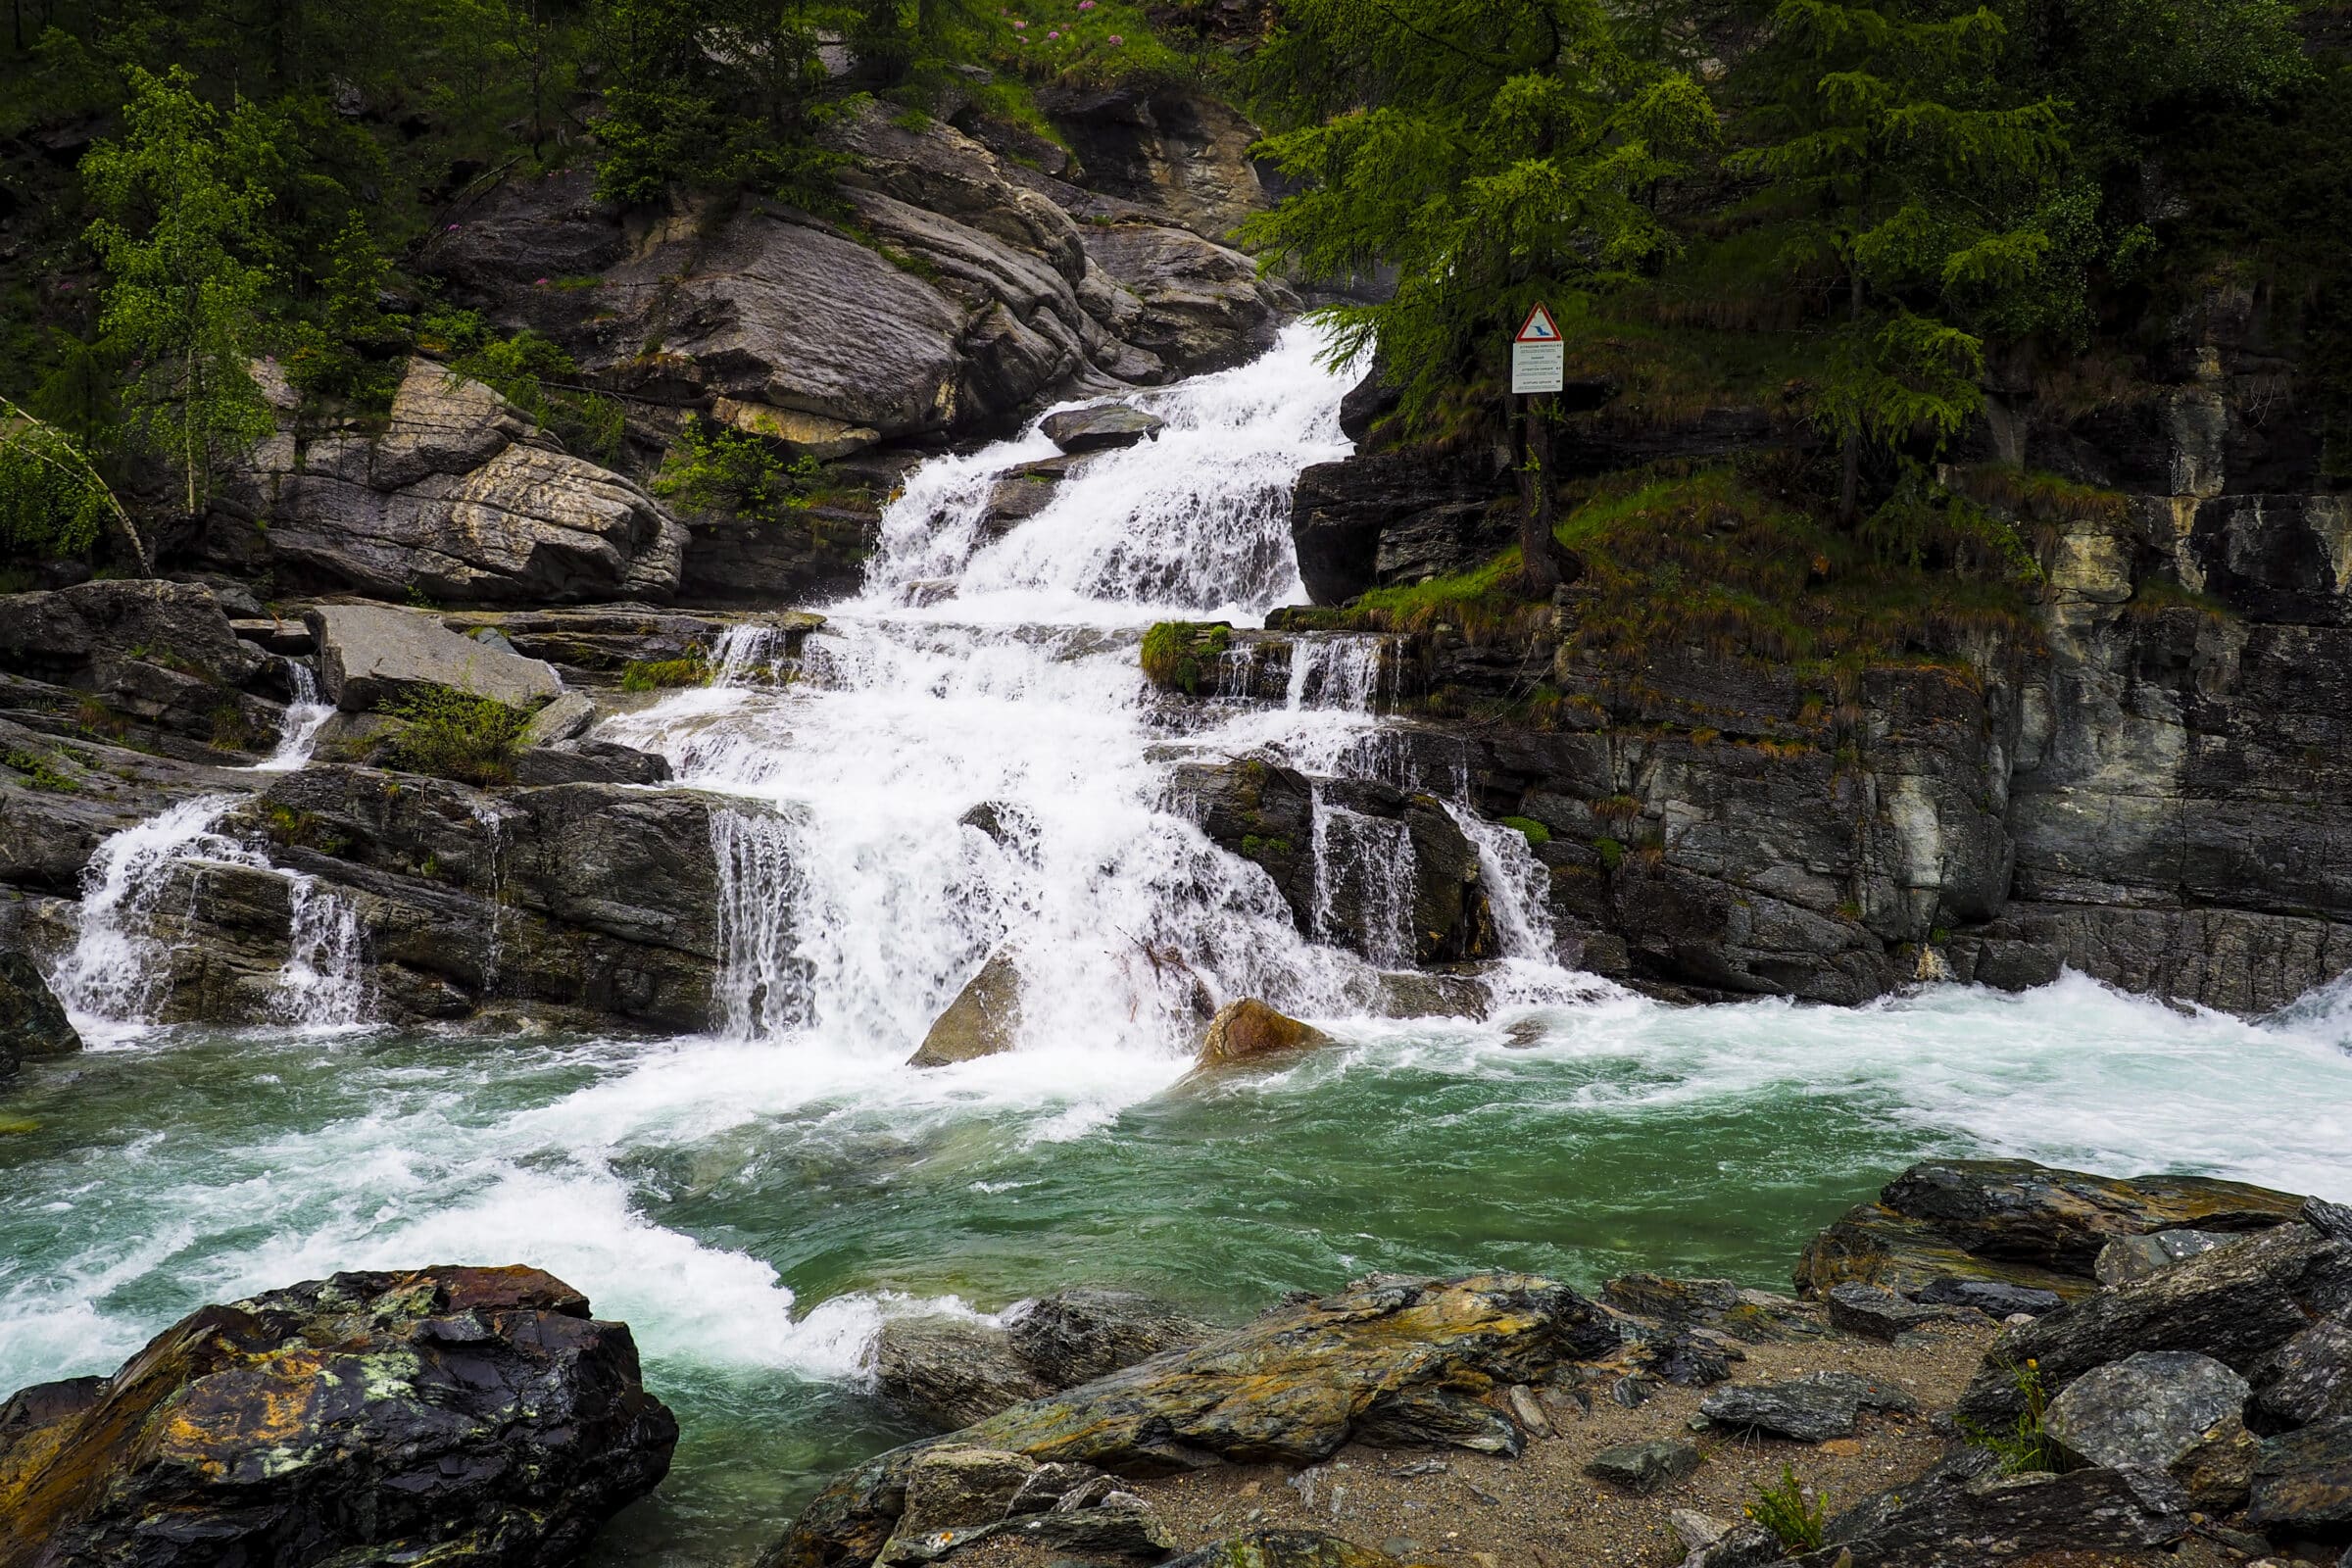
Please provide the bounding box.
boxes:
[910,948,1024,1066]
[1195,998,1330,1070]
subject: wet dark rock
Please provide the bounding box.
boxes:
[512,738,675,786]
[2308,1196,2352,1247]
[0,1265,675,1568]
[877,1290,1212,1432]
[2256,1318,2352,1429]
[1006,1288,1212,1389]
[1798,1158,2303,1300]
[1635,1331,1739,1387]
[1913,1278,2064,1318]
[309,602,563,713]
[1168,757,1494,966]
[1828,1281,1957,1340]
[1688,1521,1785,1568]
[2044,1351,2250,1481]
[2094,1228,2231,1287]
[1288,452,1509,606]
[2247,1413,2352,1532]
[1701,1370,1917,1445]
[1804,1457,2187,1566]
[769,1273,1617,1568]
[876,1317,1053,1432]
[910,948,1024,1067]
[0,952,78,1080]
[1160,1532,1402,1568]
[0,580,280,754]
[1194,997,1329,1071]
[1601,1273,1824,1342]
[1955,1223,2352,1426]
[1585,1439,1700,1494]
[1041,403,1164,453]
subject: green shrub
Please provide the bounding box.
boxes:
[2,747,79,792]
[1500,814,1550,847]
[620,657,712,692]
[1962,1357,2069,1475]
[382,685,534,785]
[1593,836,1625,871]
[1745,1465,1828,1551]
[651,416,820,520]
[1140,621,1232,694]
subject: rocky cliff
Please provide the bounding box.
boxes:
[1279,279,2352,1016]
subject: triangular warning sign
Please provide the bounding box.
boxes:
[1515,304,1561,344]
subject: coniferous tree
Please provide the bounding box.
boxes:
[1241,0,1717,590]
[1727,0,2067,518]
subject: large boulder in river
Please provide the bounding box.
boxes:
[1171,759,1494,966]
[309,602,563,712]
[0,1265,676,1568]
[772,1272,1618,1568]
[909,948,1023,1066]
[211,361,688,604]
[1194,997,1329,1071]
[1042,402,1164,454]
[0,953,78,1080]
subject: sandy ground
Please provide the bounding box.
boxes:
[956,1309,2299,1568]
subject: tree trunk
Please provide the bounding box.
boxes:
[1519,395,1560,594]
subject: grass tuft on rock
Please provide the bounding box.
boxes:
[1500,815,1549,847]
[383,685,534,786]
[620,657,712,693]
[1962,1356,2070,1476]
[1140,621,1232,695]
[1745,1463,1829,1550]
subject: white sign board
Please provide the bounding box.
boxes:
[1511,302,1564,394]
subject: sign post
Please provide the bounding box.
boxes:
[1512,303,1564,589]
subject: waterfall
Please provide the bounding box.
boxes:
[600,319,1596,1061]
[710,807,809,1041]
[1449,805,1558,963]
[271,874,369,1028]
[248,660,334,773]
[49,796,262,1024]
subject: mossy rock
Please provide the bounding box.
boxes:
[1140,621,1233,695]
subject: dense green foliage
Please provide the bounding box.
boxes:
[652,417,822,521]
[0,402,134,564]
[382,685,535,785]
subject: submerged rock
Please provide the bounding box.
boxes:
[770,1272,1618,1568]
[910,948,1024,1067]
[1195,997,1330,1071]
[0,1265,675,1568]
[0,952,78,1079]
[1008,1287,1213,1388]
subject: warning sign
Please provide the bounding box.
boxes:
[1511,302,1564,394]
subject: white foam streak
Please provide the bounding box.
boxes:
[247,660,335,773]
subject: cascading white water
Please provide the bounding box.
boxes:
[609,321,1592,1063]
[271,873,369,1028]
[248,660,335,773]
[49,797,263,1027]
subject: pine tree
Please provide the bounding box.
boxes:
[1727,0,2067,518]
[1241,0,1717,591]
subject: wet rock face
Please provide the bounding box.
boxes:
[910,948,1024,1067]
[212,361,688,605]
[772,1272,1618,1568]
[0,952,78,1079]
[1168,757,1494,967]
[1194,997,1329,1070]
[1796,1157,2305,1301]
[0,1265,676,1568]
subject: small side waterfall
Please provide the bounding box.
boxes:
[248,660,335,773]
[1307,786,1419,969]
[1449,806,1559,963]
[272,874,369,1028]
[49,797,261,1023]
[710,808,809,1041]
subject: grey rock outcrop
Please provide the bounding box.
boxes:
[1041,403,1163,454]
[2042,1351,2251,1482]
[876,1289,1213,1431]
[310,603,563,712]
[0,580,280,756]
[213,361,688,604]
[0,952,79,1080]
